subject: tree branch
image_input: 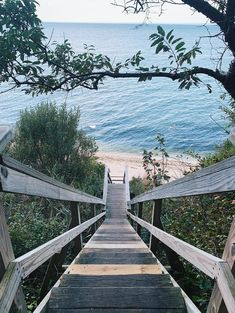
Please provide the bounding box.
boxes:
[182,0,225,28]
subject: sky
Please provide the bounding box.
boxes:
[36,0,206,24]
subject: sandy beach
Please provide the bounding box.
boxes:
[96,151,198,181]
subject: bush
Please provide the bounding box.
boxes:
[8,101,104,194]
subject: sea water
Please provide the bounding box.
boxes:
[0,23,232,154]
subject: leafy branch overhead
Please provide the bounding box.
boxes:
[0,0,234,99]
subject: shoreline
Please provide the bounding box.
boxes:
[96,150,199,181]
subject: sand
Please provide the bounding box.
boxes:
[96,151,198,181]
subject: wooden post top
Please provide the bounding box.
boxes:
[0,125,13,152]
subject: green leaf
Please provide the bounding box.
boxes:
[150,37,163,47]
[157,25,165,36]
[172,38,182,45]
[166,29,174,40]
[155,42,164,54]
[175,42,185,50]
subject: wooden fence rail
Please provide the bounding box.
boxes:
[127,212,235,313]
[130,155,235,204]
[0,154,104,204]
[0,212,105,313]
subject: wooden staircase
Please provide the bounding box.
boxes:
[47,184,186,312]
[1,147,235,313]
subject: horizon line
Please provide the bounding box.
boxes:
[42,20,212,26]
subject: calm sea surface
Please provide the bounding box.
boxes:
[0,23,232,154]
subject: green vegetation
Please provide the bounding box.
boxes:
[8,101,103,194]
[2,102,104,311]
[1,0,235,99]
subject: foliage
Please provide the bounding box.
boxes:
[221,98,235,126]
[4,193,69,258]
[129,176,146,198]
[8,101,104,194]
[1,0,235,99]
[143,134,170,186]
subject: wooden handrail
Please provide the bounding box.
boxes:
[0,154,104,205]
[127,212,235,313]
[130,155,235,204]
[123,166,130,208]
[0,212,105,313]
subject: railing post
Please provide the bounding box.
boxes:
[149,199,162,252]
[91,204,97,234]
[70,202,83,254]
[150,199,184,273]
[136,202,143,236]
[40,201,82,300]
[129,204,135,227]
[207,217,235,313]
[0,200,27,313]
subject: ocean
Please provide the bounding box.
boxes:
[0,23,232,155]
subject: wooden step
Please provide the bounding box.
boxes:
[48,309,186,313]
[48,286,186,310]
[60,274,172,287]
[67,264,162,275]
[76,253,158,264]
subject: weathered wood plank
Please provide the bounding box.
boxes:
[60,274,171,287]
[0,201,27,313]
[215,262,235,313]
[67,264,162,275]
[207,217,235,313]
[0,166,104,204]
[131,155,235,204]
[0,263,22,313]
[76,254,158,264]
[85,243,147,249]
[149,199,162,253]
[0,203,15,269]
[49,287,185,309]
[0,155,104,204]
[48,308,185,313]
[81,247,150,254]
[0,126,12,152]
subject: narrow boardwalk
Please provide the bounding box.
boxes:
[47,183,186,312]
